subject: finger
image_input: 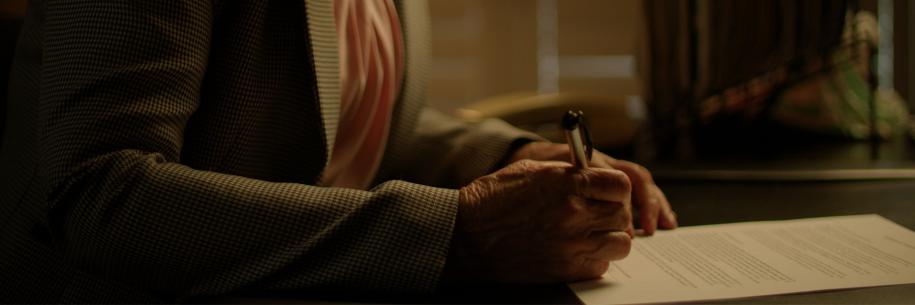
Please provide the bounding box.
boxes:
[654,185,678,229]
[638,194,661,235]
[586,231,632,262]
[611,160,662,235]
[559,229,630,258]
[571,168,631,204]
[550,257,610,283]
[546,195,598,237]
[556,232,630,281]
[510,159,573,176]
[579,259,611,281]
[580,149,615,165]
[581,199,630,232]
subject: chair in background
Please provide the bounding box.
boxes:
[456,92,645,154]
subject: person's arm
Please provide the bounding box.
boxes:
[41,0,456,298]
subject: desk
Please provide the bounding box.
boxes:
[227,179,915,304]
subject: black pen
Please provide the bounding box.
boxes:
[562,110,593,169]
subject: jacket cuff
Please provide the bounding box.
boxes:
[365,180,460,293]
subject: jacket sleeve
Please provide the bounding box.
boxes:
[41,0,456,299]
[393,109,545,188]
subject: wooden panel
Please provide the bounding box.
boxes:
[426,77,475,113]
[427,0,469,19]
[557,0,641,55]
[559,78,642,97]
[475,0,540,97]
[426,0,644,112]
[428,0,476,57]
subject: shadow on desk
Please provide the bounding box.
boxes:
[657,179,915,229]
[209,284,580,304]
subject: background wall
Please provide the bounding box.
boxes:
[425,0,643,114]
[425,0,915,118]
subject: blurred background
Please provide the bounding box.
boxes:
[3,0,915,177]
[424,0,915,177]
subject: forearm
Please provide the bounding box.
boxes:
[387,109,544,188]
[49,149,458,297]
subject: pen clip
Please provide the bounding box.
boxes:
[578,112,594,162]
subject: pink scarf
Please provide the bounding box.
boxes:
[321,0,405,189]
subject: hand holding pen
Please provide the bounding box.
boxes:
[446,110,638,283]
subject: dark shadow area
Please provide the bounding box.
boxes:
[1,14,22,150]
[201,284,581,304]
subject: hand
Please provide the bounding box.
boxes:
[446,160,632,283]
[508,142,677,235]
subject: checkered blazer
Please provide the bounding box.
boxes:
[0,0,535,302]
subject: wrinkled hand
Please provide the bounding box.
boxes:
[508,142,677,235]
[446,160,632,283]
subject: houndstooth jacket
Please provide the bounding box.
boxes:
[0,0,535,302]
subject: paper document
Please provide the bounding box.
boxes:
[570,214,915,305]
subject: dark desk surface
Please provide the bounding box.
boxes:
[226,178,915,304]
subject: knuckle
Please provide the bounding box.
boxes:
[518,159,567,178]
[644,195,661,210]
[571,171,591,196]
[620,209,633,226]
[513,159,539,170]
[595,200,627,223]
[564,195,587,214]
[612,171,633,194]
[620,161,653,183]
[622,174,633,193]
[635,164,655,182]
[577,169,632,202]
[614,234,633,260]
[555,211,581,232]
[603,198,626,210]
[631,163,649,176]
[544,165,568,178]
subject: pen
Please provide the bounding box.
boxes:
[562,110,593,169]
